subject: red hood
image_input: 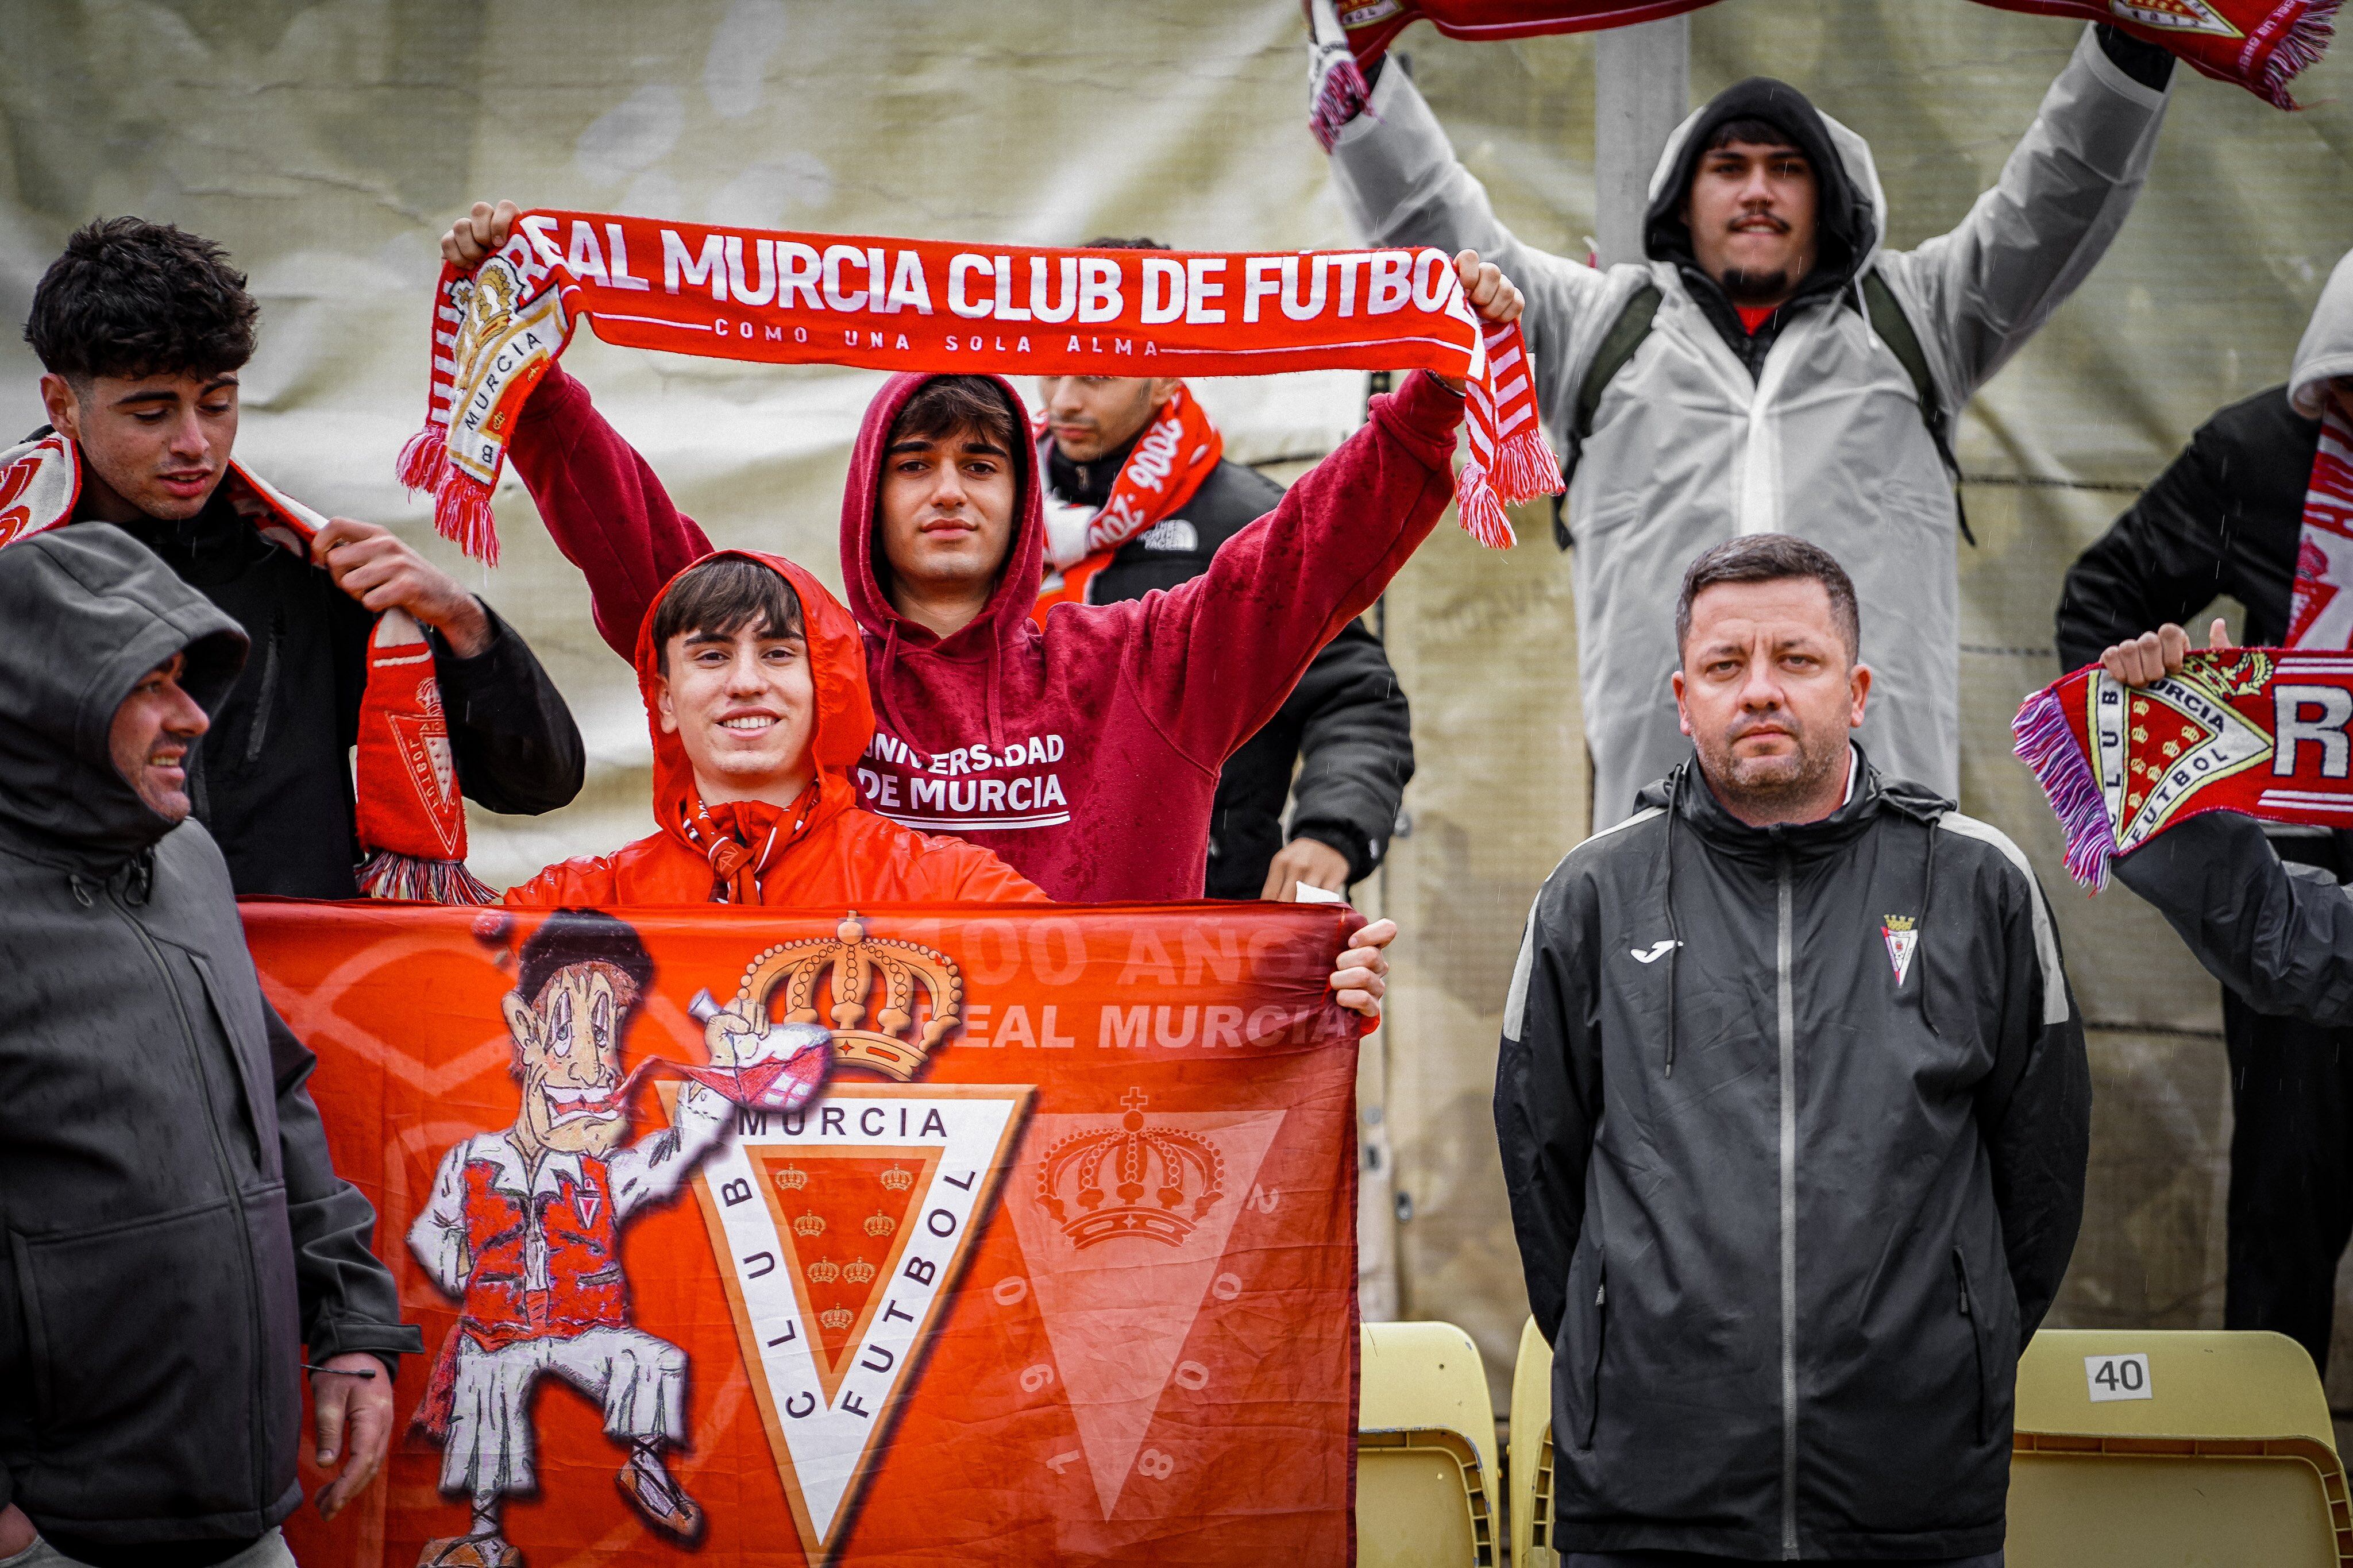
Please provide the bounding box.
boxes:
[838,372,1047,659]
[631,549,875,849]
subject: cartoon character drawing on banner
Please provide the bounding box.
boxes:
[406,908,812,1568]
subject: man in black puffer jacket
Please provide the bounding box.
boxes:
[2056,248,2353,1380]
[0,524,421,1567]
[1034,237,1413,902]
[1500,535,2088,1565]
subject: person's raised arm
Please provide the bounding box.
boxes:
[1117,253,1509,770]
[1319,40,1611,391]
[1884,24,2171,401]
[442,200,715,661]
[1494,870,1602,1343]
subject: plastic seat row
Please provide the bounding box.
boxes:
[1357,1319,2353,1567]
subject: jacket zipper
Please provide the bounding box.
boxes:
[111,891,272,1505]
[1955,1248,1988,1445]
[1776,853,1799,1560]
[1584,1276,1607,1447]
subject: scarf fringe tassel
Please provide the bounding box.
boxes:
[1455,462,1518,550]
[2011,686,2112,891]
[1455,426,1564,550]
[1309,53,1371,153]
[360,849,499,906]
[396,421,500,567]
[2261,0,2337,109]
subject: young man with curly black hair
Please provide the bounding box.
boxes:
[10,217,585,898]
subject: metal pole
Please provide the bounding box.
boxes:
[1593,17,1691,268]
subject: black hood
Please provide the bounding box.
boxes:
[0,522,247,859]
[1642,75,1873,296]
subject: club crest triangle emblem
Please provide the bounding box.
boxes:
[1881,916,1918,987]
[683,1083,1030,1565]
[1001,1090,1287,1521]
[2106,0,2243,38]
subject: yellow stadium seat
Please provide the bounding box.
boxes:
[1357,1319,1498,1567]
[1510,1316,1560,1568]
[2011,1328,2353,1567]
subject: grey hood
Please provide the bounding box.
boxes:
[2290,249,2353,419]
[0,522,246,859]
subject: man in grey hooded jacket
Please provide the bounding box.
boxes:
[0,524,421,1567]
[1498,534,2088,1563]
[1318,21,2175,828]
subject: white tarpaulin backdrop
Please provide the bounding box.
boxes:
[3,0,2351,1417]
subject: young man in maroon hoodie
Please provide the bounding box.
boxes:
[443,203,1517,904]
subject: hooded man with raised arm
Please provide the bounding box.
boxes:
[1319,20,2175,827]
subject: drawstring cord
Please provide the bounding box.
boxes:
[984,639,1007,758]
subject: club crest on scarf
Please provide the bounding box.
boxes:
[2012,646,2326,888]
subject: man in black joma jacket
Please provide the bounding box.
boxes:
[0,525,421,1566]
[1035,238,1413,901]
[1499,535,2088,1565]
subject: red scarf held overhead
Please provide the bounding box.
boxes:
[1033,381,1224,619]
[0,434,489,904]
[2288,408,2353,647]
[399,212,1557,561]
[1306,0,2332,116]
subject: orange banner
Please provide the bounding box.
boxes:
[250,900,1364,1567]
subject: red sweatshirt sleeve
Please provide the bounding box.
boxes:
[1124,369,1463,768]
[508,366,716,661]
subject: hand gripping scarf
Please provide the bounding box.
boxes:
[1305,0,2334,121]
[0,432,492,903]
[2012,645,2353,889]
[398,212,1559,561]
[1032,380,1224,619]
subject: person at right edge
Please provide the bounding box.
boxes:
[2055,249,2353,1383]
[1498,535,2089,1565]
[1315,11,2176,828]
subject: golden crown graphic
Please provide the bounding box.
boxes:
[843,1258,877,1284]
[863,1210,897,1238]
[731,914,962,1081]
[1039,1088,1227,1250]
[819,1306,853,1331]
[793,1211,826,1237]
[878,1165,915,1192]
[772,1164,810,1192]
[805,1258,841,1285]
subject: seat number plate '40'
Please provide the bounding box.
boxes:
[2084,1352,2153,1403]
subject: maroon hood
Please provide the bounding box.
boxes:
[837,372,1047,661]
